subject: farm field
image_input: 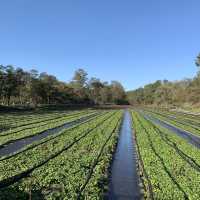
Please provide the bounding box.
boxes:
[142,108,200,136]
[0,108,200,199]
[132,109,200,199]
[0,109,123,199]
[1,1,200,199]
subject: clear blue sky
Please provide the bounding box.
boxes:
[0,0,199,90]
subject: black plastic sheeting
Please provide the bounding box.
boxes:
[143,113,200,149]
[108,110,141,200]
[0,112,99,157]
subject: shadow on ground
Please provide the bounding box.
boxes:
[0,186,45,200]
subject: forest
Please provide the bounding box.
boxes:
[0,53,200,110]
[0,67,127,107]
[127,53,200,110]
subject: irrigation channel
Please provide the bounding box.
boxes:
[143,113,200,149]
[0,112,99,157]
[108,110,141,200]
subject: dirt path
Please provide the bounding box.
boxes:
[108,110,141,200]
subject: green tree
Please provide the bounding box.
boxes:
[88,78,104,104]
[195,53,200,67]
[110,81,126,104]
[70,69,88,102]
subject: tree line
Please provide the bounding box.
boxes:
[1,53,199,108]
[127,53,200,108]
[0,66,127,107]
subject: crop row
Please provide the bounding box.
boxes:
[0,111,99,147]
[0,111,112,166]
[147,107,200,122]
[0,110,80,133]
[0,112,113,181]
[0,110,92,131]
[0,112,107,162]
[0,110,71,125]
[132,111,200,199]
[0,110,122,199]
[0,110,93,136]
[147,108,200,126]
[143,109,200,136]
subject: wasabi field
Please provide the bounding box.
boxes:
[0,108,200,199]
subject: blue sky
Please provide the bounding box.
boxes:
[0,0,199,90]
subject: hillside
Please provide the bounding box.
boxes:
[127,54,200,112]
